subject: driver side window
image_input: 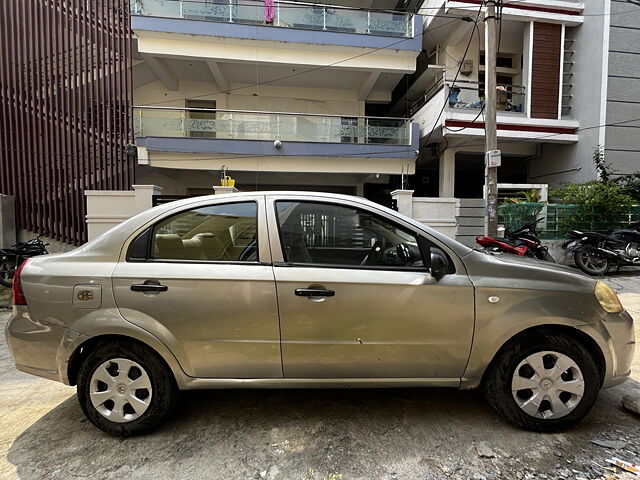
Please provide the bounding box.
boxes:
[275,201,424,268]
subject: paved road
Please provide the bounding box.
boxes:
[0,277,638,480]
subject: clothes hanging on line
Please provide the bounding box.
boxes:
[264,0,275,24]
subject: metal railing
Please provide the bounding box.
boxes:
[131,0,414,38]
[499,203,640,240]
[447,80,526,113]
[134,106,412,145]
[409,77,527,117]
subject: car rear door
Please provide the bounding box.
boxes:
[112,197,282,379]
[267,195,475,380]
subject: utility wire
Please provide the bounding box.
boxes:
[140,16,465,107]
[420,2,485,147]
[443,0,503,134]
[500,0,639,16]
[441,20,485,133]
[3,116,640,162]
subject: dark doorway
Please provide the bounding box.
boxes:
[454,153,528,199]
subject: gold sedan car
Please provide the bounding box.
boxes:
[5,192,635,435]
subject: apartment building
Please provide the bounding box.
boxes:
[603,0,640,176]
[130,0,423,206]
[392,0,589,199]
[1,0,639,246]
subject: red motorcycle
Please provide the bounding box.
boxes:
[476,218,555,262]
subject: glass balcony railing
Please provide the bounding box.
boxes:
[134,107,412,145]
[131,0,414,38]
[409,77,527,117]
[447,80,527,113]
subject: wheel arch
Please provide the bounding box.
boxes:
[67,334,184,387]
[480,324,606,387]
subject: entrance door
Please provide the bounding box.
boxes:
[269,197,475,379]
[112,199,282,378]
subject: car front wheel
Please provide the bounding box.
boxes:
[482,330,601,432]
[77,340,178,436]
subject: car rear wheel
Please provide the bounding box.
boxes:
[574,252,610,276]
[482,331,600,432]
[77,340,178,436]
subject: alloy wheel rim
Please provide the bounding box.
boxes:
[89,358,153,423]
[511,351,585,419]
[581,254,607,273]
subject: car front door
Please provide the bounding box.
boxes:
[112,198,282,379]
[268,196,475,380]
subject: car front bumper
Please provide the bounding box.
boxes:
[578,309,636,389]
[5,305,88,385]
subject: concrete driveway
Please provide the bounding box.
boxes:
[0,276,639,480]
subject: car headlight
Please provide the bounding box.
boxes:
[595,281,624,313]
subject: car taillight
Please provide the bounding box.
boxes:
[12,259,29,306]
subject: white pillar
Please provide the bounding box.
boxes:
[85,185,163,241]
[133,185,163,212]
[390,189,414,218]
[439,149,456,198]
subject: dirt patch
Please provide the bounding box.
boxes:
[0,286,10,310]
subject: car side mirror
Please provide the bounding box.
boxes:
[430,251,449,279]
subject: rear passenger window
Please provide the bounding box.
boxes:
[151,202,258,262]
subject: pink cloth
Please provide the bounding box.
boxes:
[264,0,275,23]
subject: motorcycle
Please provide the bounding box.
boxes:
[0,234,49,287]
[565,225,640,276]
[476,217,555,262]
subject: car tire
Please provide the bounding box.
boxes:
[77,340,179,436]
[574,251,610,276]
[482,330,601,432]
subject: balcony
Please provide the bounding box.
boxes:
[131,1,421,88]
[134,107,419,174]
[421,0,583,29]
[131,0,418,40]
[411,80,578,144]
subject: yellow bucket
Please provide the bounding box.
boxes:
[221,176,235,187]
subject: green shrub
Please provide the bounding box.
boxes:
[549,181,634,232]
[615,173,640,202]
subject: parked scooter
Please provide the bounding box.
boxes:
[476,218,555,262]
[565,225,640,276]
[0,234,49,287]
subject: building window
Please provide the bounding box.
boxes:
[186,99,217,138]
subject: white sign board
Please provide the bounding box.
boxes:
[485,149,501,167]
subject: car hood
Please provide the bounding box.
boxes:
[461,249,596,293]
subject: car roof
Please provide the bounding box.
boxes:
[68,191,472,260]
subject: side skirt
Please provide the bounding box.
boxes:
[178,377,462,390]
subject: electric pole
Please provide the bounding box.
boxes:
[484,0,499,236]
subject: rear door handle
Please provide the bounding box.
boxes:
[295,288,335,297]
[131,284,168,293]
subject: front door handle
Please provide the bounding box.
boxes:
[131,283,168,293]
[295,288,335,297]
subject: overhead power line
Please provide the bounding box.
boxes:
[420,2,485,148]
